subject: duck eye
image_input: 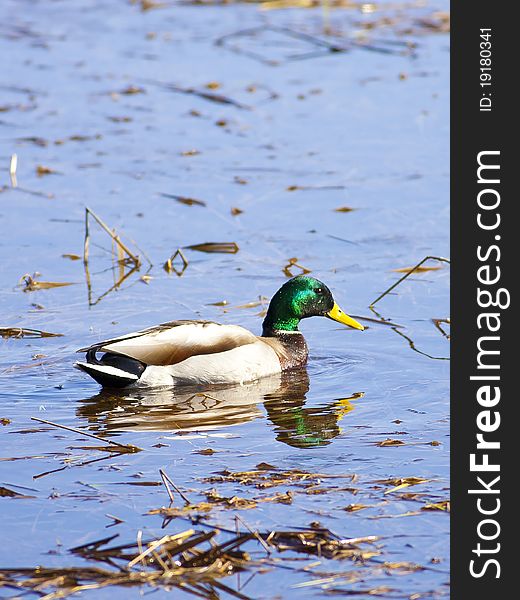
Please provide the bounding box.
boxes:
[314,287,323,294]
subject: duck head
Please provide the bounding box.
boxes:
[262,275,365,335]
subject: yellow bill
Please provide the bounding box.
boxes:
[327,302,365,331]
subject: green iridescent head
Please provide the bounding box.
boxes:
[262,275,364,335]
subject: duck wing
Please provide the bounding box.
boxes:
[77,320,258,366]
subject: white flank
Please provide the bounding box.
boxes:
[137,340,282,387]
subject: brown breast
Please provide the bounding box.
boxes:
[260,332,308,370]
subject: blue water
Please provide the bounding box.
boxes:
[1,1,449,597]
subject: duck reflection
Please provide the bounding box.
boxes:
[263,370,362,448]
[76,369,362,449]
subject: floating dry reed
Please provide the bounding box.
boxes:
[0,524,383,599]
[30,417,142,453]
[19,274,73,292]
[282,257,311,278]
[391,327,450,361]
[369,255,450,307]
[0,327,63,339]
[160,192,206,206]
[83,207,141,268]
[163,248,189,275]
[185,242,239,254]
[82,207,151,305]
[139,76,250,109]
[201,466,355,489]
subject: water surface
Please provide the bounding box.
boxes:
[1,1,449,597]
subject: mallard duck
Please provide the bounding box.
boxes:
[75,275,364,388]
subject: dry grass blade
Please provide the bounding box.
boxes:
[149,489,294,518]
[235,514,272,554]
[19,274,73,292]
[159,468,192,505]
[211,579,252,600]
[139,77,250,109]
[370,256,450,307]
[422,500,450,512]
[163,248,189,275]
[30,417,142,453]
[0,485,34,498]
[180,532,254,568]
[159,469,175,504]
[392,265,442,273]
[349,314,403,328]
[36,165,59,176]
[374,477,431,495]
[375,439,406,447]
[343,504,369,512]
[69,533,121,558]
[432,317,450,339]
[334,206,356,212]
[82,207,150,305]
[0,326,63,339]
[392,327,450,361]
[368,511,422,520]
[140,0,172,11]
[283,257,311,278]
[0,526,382,598]
[84,207,141,268]
[85,263,143,307]
[105,514,124,527]
[259,0,369,10]
[126,530,198,568]
[287,185,345,191]
[262,529,380,560]
[185,242,239,254]
[160,192,206,207]
[202,466,356,491]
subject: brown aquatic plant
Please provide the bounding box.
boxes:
[163,248,189,275]
[83,207,141,268]
[369,256,450,307]
[82,207,150,305]
[185,242,239,254]
[0,525,381,599]
[0,327,63,339]
[160,192,206,206]
[282,257,311,278]
[30,417,142,454]
[19,274,73,292]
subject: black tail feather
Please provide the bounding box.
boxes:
[76,352,146,388]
